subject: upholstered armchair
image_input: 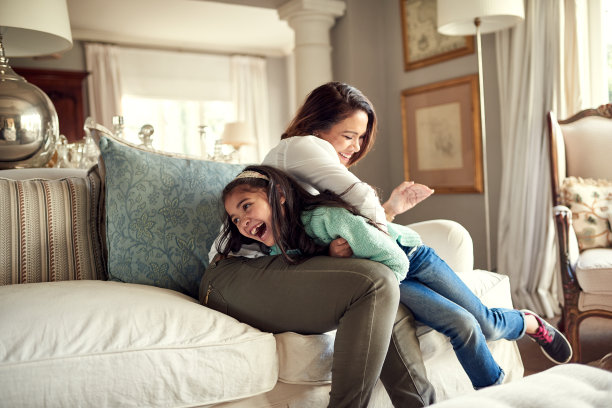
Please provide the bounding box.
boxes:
[547,104,612,363]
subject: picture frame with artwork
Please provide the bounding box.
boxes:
[400,0,474,71]
[401,74,483,193]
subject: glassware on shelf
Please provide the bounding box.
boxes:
[138,124,154,149]
[52,117,100,169]
[112,115,125,139]
[53,135,68,168]
[53,137,83,168]
[79,117,100,169]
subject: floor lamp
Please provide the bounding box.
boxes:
[437,0,524,271]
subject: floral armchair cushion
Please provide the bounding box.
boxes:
[560,177,612,251]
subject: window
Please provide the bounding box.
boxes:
[117,47,235,157]
[121,96,233,157]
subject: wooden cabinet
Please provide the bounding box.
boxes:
[14,68,88,143]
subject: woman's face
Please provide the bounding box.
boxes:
[225,186,277,247]
[317,110,368,167]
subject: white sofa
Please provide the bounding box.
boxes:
[0,134,523,407]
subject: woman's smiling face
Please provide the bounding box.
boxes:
[317,110,368,167]
[224,186,276,247]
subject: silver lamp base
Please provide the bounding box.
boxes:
[0,56,58,169]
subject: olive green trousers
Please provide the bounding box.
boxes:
[200,255,435,408]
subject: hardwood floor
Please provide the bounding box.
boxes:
[517,316,612,376]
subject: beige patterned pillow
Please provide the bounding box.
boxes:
[0,168,106,285]
[560,177,612,250]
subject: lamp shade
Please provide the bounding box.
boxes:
[221,122,255,147]
[0,0,73,57]
[437,0,524,36]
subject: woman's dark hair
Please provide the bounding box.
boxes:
[282,82,377,167]
[218,164,378,264]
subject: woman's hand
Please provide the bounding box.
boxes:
[382,181,434,220]
[328,237,353,258]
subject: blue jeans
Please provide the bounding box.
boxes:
[399,244,526,389]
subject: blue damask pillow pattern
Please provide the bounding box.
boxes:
[99,137,243,298]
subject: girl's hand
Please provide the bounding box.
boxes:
[329,237,353,258]
[383,181,434,220]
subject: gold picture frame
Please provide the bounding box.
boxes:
[401,75,483,193]
[400,0,474,71]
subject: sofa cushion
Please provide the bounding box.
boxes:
[576,248,612,295]
[0,280,278,407]
[425,364,612,408]
[560,177,612,250]
[99,136,243,298]
[0,167,106,285]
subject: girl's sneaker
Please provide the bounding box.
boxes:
[522,310,573,364]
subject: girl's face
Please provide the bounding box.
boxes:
[317,110,368,167]
[224,186,276,247]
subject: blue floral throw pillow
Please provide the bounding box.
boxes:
[99,137,243,298]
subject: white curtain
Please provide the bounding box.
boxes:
[495,0,560,317]
[230,55,271,162]
[84,43,123,130]
[556,0,608,116]
[495,0,599,317]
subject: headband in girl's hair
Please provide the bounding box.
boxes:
[233,170,269,181]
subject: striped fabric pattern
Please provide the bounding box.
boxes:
[0,170,105,285]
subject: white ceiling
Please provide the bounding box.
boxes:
[66,0,294,56]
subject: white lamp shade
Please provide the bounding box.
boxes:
[221,122,255,147]
[437,0,524,36]
[0,0,73,57]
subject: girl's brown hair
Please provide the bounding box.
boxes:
[282,82,377,167]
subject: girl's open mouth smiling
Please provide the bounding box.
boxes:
[251,223,267,240]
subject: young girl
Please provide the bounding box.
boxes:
[220,164,573,390]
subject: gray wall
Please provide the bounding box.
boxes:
[10,40,87,71]
[331,0,502,270]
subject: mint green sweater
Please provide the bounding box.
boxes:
[270,206,422,281]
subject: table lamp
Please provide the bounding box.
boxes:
[437,0,524,271]
[216,121,255,162]
[0,0,73,169]
[221,122,255,148]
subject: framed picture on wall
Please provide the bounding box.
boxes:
[400,0,474,71]
[401,74,483,193]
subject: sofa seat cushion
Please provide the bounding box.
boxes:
[275,331,335,385]
[0,281,278,408]
[576,248,612,295]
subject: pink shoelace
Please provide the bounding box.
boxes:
[531,324,553,343]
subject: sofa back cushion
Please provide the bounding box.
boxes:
[99,136,243,299]
[0,167,106,285]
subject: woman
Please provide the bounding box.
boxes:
[202,82,435,408]
[221,164,571,390]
